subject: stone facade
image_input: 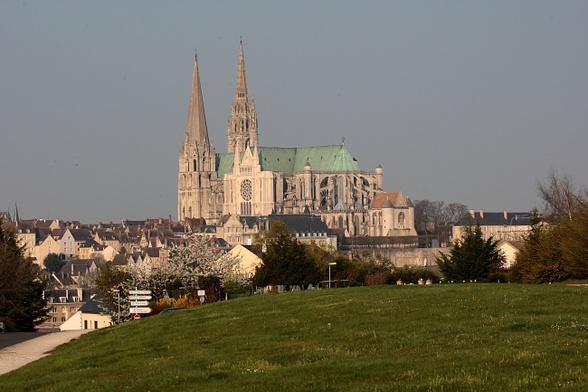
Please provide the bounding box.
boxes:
[178,41,416,244]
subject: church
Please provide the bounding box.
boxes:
[178,41,416,242]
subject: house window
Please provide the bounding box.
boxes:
[52,317,57,323]
[84,320,88,330]
[94,321,98,329]
[61,317,66,322]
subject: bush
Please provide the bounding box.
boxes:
[365,272,388,286]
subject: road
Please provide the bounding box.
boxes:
[0,330,91,376]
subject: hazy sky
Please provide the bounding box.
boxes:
[1,1,587,223]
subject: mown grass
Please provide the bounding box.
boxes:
[2,284,588,391]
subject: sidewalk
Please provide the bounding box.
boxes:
[0,330,91,376]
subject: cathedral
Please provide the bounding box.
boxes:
[178,41,416,242]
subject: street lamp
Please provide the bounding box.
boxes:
[328,262,337,288]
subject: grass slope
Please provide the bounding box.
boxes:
[2,284,588,391]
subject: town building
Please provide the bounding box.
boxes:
[453,209,532,243]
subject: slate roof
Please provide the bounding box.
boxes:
[58,259,96,277]
[457,211,532,226]
[44,288,94,303]
[216,144,360,178]
[79,297,108,314]
[69,228,93,242]
[268,214,331,235]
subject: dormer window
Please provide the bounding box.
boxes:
[59,297,67,303]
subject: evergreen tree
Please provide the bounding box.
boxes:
[435,224,502,282]
[253,220,321,288]
[0,221,48,331]
[43,253,65,274]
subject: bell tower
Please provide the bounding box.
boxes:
[227,39,258,153]
[178,53,217,221]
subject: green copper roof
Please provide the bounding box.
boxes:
[215,144,360,178]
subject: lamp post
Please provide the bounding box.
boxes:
[328,262,337,288]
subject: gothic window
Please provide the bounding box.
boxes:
[338,216,344,228]
[240,179,252,201]
[193,159,197,172]
[398,212,406,228]
[240,202,251,215]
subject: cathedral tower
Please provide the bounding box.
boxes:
[227,40,258,153]
[178,54,217,221]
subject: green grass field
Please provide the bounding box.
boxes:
[2,284,588,391]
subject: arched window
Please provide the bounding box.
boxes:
[398,212,405,228]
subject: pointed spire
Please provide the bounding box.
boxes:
[14,202,19,221]
[185,53,210,147]
[235,38,248,101]
[227,39,258,153]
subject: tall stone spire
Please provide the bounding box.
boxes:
[227,39,258,153]
[235,39,248,101]
[184,53,210,149]
[178,52,216,222]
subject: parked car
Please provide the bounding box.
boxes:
[159,307,187,315]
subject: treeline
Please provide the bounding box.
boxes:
[511,171,588,283]
[252,221,438,289]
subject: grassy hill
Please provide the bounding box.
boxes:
[2,284,588,391]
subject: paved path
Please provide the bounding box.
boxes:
[0,330,91,376]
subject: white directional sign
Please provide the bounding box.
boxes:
[129,294,152,300]
[130,307,152,314]
[130,300,149,307]
[129,290,151,295]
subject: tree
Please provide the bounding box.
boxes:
[510,209,567,283]
[0,221,48,331]
[435,224,502,282]
[43,253,65,274]
[253,220,321,288]
[537,168,585,221]
[511,172,588,283]
[94,262,132,324]
[414,199,468,246]
[167,234,243,289]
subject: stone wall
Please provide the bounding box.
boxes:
[351,247,451,268]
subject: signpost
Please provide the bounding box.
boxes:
[129,289,152,316]
[129,289,152,295]
[130,307,152,314]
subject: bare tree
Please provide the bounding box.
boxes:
[444,203,469,224]
[537,169,587,220]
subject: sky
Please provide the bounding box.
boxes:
[1,1,587,223]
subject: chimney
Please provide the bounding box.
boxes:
[469,209,475,219]
[479,209,484,219]
[504,210,508,220]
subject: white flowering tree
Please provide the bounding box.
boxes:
[168,235,245,289]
